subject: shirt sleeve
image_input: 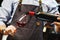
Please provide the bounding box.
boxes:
[0,0,13,25]
[47,0,59,14]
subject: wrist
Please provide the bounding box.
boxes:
[0,21,6,30]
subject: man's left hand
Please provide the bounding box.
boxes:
[54,17,60,32]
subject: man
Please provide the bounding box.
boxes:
[0,0,60,40]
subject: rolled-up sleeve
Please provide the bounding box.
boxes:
[0,0,13,25]
[47,0,59,14]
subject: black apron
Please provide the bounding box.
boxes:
[7,2,43,40]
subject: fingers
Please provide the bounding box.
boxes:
[54,22,60,26]
[57,17,60,20]
[53,13,60,26]
[4,25,16,36]
[56,13,60,21]
[8,25,16,33]
[53,22,60,32]
[53,21,60,32]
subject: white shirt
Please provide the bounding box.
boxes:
[0,0,59,25]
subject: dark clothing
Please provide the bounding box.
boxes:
[7,4,43,40]
[58,5,60,13]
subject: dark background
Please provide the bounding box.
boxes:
[58,6,60,13]
[0,0,3,6]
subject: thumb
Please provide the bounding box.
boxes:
[57,17,60,20]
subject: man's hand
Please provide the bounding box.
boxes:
[4,25,16,36]
[54,17,60,32]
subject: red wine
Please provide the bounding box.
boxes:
[16,21,26,27]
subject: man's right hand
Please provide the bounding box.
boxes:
[0,24,16,36]
[4,25,16,36]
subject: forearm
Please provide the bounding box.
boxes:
[0,0,14,24]
[0,0,13,30]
